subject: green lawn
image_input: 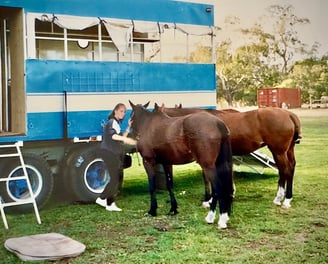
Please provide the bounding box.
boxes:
[1,115,327,263]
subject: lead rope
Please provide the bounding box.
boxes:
[135,150,141,166]
[135,135,141,166]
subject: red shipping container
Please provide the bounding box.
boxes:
[257,88,301,108]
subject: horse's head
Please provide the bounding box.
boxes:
[129,100,150,138]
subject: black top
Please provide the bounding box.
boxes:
[100,119,123,155]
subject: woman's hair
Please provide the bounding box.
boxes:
[108,103,126,120]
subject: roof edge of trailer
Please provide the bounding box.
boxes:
[0,0,214,26]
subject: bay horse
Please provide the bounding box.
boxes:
[162,105,302,209]
[129,101,234,229]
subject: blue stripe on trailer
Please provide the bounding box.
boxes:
[0,112,63,142]
[1,0,214,26]
[26,60,216,94]
[0,111,105,142]
[0,102,216,143]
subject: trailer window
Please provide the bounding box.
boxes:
[34,18,145,62]
[37,39,65,60]
[27,13,213,64]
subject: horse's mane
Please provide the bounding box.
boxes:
[170,103,239,114]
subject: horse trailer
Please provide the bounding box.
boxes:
[0,0,217,212]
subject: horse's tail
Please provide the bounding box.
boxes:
[289,112,302,144]
[215,126,234,215]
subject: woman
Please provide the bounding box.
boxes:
[96,103,136,211]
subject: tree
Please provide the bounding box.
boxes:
[214,40,282,106]
[287,56,328,102]
[241,5,310,74]
[189,4,319,106]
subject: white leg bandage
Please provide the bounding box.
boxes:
[218,213,229,229]
[282,198,292,209]
[202,197,212,208]
[205,210,216,224]
[273,186,285,205]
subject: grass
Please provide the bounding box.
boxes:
[1,115,328,263]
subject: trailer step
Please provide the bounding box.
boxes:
[233,150,278,174]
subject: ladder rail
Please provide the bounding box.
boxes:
[0,141,41,229]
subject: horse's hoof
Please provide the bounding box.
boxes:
[218,222,228,229]
[168,210,178,216]
[145,211,156,217]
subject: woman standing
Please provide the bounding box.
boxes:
[96,103,136,211]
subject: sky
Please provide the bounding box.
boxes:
[182,0,328,57]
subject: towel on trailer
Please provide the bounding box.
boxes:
[4,233,86,261]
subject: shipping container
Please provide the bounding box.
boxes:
[257,88,301,108]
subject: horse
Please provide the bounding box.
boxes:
[129,101,234,229]
[162,105,302,209]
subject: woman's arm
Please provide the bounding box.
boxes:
[110,119,136,145]
[112,134,136,145]
[122,121,131,137]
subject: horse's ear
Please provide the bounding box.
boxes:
[175,103,182,109]
[154,103,159,110]
[129,100,135,109]
[159,103,165,112]
[144,101,150,108]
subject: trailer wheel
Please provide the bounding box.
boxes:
[65,147,110,202]
[0,153,54,214]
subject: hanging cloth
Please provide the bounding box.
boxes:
[103,20,133,53]
[52,15,99,30]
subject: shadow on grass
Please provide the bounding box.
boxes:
[123,169,204,197]
[123,168,277,197]
[49,166,277,208]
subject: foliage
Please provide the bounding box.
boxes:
[190,4,328,106]
[215,40,282,105]
[189,45,212,64]
[0,114,327,263]
[287,56,328,102]
[242,5,310,74]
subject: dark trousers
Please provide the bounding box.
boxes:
[99,149,124,205]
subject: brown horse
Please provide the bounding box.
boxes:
[162,105,302,209]
[129,101,234,229]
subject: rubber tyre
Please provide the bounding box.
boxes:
[65,146,111,202]
[0,153,54,214]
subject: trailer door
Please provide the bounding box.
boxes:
[0,7,25,135]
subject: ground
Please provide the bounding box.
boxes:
[227,106,328,117]
[288,108,328,117]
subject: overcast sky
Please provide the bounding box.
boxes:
[183,0,328,57]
